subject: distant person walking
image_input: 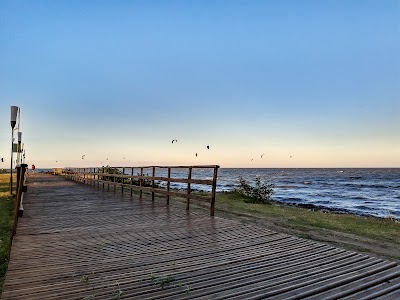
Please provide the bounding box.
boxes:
[31,164,35,174]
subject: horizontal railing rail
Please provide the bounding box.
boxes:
[63,165,220,216]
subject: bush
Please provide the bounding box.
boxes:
[236,176,274,204]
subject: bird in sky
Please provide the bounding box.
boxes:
[172,139,177,143]
[195,153,198,157]
[207,145,210,149]
[106,158,108,161]
[251,159,254,161]
[261,154,266,159]
[82,155,85,159]
[290,156,292,158]
[123,157,125,160]
[1,158,3,162]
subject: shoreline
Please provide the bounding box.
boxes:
[274,200,399,221]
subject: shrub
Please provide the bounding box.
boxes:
[236,176,274,204]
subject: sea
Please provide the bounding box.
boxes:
[39,168,400,220]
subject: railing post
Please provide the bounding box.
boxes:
[151,167,155,201]
[167,167,171,205]
[130,167,134,196]
[140,167,143,199]
[16,166,21,191]
[210,165,219,216]
[186,167,192,210]
[12,164,27,236]
[122,167,125,194]
[102,167,105,189]
[113,167,116,193]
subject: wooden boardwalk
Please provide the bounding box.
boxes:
[2,174,400,300]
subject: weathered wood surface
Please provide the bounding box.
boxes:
[2,174,399,300]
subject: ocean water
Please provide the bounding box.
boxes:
[42,167,400,219]
[217,168,400,220]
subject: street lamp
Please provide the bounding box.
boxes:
[10,106,19,194]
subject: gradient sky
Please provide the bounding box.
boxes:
[0,0,399,168]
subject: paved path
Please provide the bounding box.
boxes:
[2,174,400,299]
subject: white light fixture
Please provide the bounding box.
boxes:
[11,106,18,129]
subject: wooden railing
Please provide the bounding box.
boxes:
[12,164,28,237]
[64,165,220,216]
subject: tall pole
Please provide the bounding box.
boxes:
[17,132,22,166]
[10,106,19,195]
[10,129,14,194]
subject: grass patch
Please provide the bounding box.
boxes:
[216,191,400,244]
[0,174,15,296]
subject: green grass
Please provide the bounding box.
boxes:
[0,174,15,295]
[216,191,400,244]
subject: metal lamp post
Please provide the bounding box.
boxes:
[10,106,19,194]
[17,132,22,166]
[21,143,25,165]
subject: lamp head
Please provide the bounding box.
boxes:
[10,106,19,129]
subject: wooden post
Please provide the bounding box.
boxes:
[151,167,155,201]
[107,168,110,191]
[167,167,171,205]
[140,167,143,199]
[122,167,125,194]
[130,167,134,196]
[12,164,27,236]
[84,168,86,184]
[186,167,192,210]
[102,167,105,189]
[210,165,219,216]
[113,168,116,193]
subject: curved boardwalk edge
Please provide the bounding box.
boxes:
[1,174,399,299]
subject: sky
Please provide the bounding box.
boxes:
[0,0,399,168]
